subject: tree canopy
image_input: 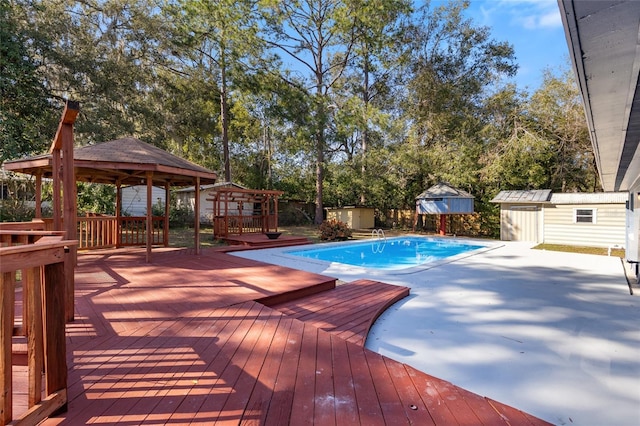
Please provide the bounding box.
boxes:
[1,0,598,235]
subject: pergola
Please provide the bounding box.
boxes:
[208,187,284,239]
[3,101,218,262]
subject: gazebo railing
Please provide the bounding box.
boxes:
[118,216,166,247]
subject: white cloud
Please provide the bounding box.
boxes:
[499,0,563,30]
[469,0,562,30]
[538,10,562,28]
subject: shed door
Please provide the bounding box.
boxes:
[502,206,539,242]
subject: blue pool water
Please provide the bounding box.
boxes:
[287,237,486,270]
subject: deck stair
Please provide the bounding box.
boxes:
[266,279,410,346]
[221,233,311,248]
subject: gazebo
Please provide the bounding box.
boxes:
[413,182,475,235]
[3,101,218,262]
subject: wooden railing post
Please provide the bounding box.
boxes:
[43,261,67,410]
[25,266,44,406]
[0,271,16,424]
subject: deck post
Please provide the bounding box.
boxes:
[0,271,16,424]
[51,150,62,231]
[25,266,44,406]
[43,261,68,414]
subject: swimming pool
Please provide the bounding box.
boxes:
[287,237,487,271]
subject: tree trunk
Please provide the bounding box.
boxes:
[360,55,370,205]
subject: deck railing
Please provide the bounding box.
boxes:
[77,216,118,249]
[44,216,166,250]
[0,230,77,425]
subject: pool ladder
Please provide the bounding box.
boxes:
[371,229,386,253]
[371,228,386,240]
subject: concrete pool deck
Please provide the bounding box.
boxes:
[232,239,640,426]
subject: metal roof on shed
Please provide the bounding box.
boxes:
[549,192,627,204]
[416,182,473,199]
[490,190,552,203]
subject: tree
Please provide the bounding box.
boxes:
[263,0,361,223]
[0,0,57,162]
[392,0,516,205]
[528,67,598,192]
[326,0,412,205]
[481,66,598,194]
[164,0,269,183]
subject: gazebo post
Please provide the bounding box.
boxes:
[35,170,42,219]
[116,181,122,248]
[164,182,170,247]
[146,171,153,263]
[194,177,201,254]
[439,214,447,235]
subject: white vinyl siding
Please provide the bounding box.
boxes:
[499,204,542,242]
[121,186,166,216]
[544,203,625,247]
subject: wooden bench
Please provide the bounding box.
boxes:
[267,279,410,346]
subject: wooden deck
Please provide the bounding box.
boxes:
[12,247,551,425]
[267,279,410,347]
[221,233,311,248]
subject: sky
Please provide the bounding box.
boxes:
[460,0,569,91]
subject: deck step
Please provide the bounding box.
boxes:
[267,279,410,346]
[222,234,311,248]
[255,279,337,307]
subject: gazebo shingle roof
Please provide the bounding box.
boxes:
[3,137,217,186]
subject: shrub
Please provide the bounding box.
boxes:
[319,219,352,241]
[152,198,194,228]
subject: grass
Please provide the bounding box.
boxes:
[532,243,625,258]
[168,225,324,248]
[168,226,221,249]
[167,224,395,248]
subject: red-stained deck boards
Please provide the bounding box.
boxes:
[9,247,554,426]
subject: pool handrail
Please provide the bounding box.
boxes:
[371,228,386,240]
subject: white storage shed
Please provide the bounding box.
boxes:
[492,190,627,248]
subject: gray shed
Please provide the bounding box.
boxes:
[415,182,474,234]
